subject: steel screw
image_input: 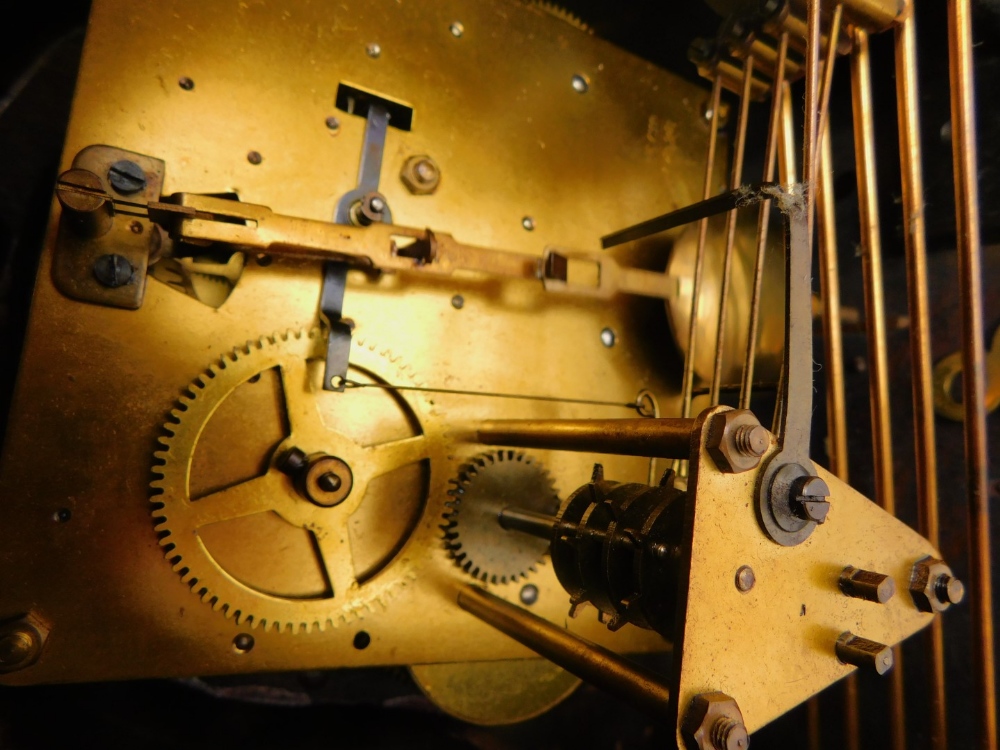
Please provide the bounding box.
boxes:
[369,196,385,214]
[733,424,769,458]
[325,116,341,132]
[793,476,831,524]
[247,150,263,165]
[935,574,965,606]
[600,328,616,348]
[682,692,748,750]
[571,74,589,93]
[366,42,381,58]
[522,216,535,231]
[93,254,134,288]
[107,160,147,195]
[711,717,749,750]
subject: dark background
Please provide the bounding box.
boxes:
[0,1,998,748]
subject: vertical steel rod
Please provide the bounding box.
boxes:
[710,56,755,404]
[802,0,822,237]
[741,34,789,410]
[680,76,723,422]
[851,26,905,750]
[894,5,947,748]
[947,1,998,746]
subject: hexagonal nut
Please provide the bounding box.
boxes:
[706,409,770,474]
[400,155,441,195]
[0,612,50,673]
[909,556,964,613]
[682,692,749,750]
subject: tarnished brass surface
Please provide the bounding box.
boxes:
[0,0,715,686]
[671,406,938,743]
[410,658,582,726]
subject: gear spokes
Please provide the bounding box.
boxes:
[151,330,435,633]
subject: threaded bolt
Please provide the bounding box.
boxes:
[935,574,965,605]
[711,717,749,750]
[733,424,769,457]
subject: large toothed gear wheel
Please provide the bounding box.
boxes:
[151,330,443,633]
[442,450,560,584]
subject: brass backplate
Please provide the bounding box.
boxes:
[0,0,717,685]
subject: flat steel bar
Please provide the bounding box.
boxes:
[710,55,756,404]
[851,27,905,750]
[477,418,696,459]
[947,1,998,746]
[894,6,946,747]
[681,76,723,422]
[740,33,788,410]
[457,585,672,718]
[601,182,778,250]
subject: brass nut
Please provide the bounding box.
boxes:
[682,692,749,750]
[0,612,49,673]
[706,410,770,474]
[909,556,964,613]
[400,155,441,194]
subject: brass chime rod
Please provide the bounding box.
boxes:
[851,26,906,750]
[947,0,998,746]
[476,418,696,459]
[710,54,755,404]
[814,3,844,170]
[456,586,672,719]
[894,5,947,747]
[680,76,723,422]
[740,33,788,410]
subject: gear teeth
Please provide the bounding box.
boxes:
[149,328,425,634]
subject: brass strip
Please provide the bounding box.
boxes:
[947,0,999,746]
[779,81,798,184]
[741,33,789,410]
[817,115,849,484]
[476,418,696,459]
[456,585,672,717]
[680,76,723,421]
[815,3,844,167]
[710,55,755,404]
[894,6,946,747]
[851,26,905,750]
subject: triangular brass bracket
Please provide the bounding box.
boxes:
[670,405,939,745]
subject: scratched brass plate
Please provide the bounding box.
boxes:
[0,0,715,685]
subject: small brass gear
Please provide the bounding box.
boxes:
[442,450,560,584]
[529,1,592,33]
[150,330,442,633]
